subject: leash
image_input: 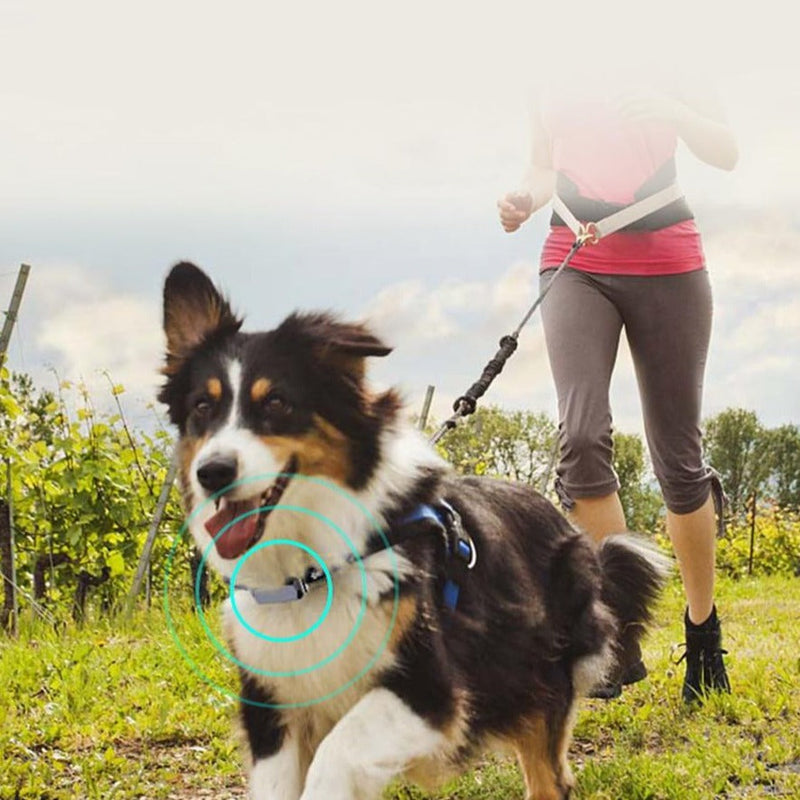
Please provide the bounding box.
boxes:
[429,183,685,445]
[429,228,591,445]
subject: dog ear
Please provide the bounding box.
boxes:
[277,313,392,380]
[313,318,392,382]
[323,324,393,359]
[161,262,242,375]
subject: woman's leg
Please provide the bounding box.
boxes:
[540,268,646,696]
[666,497,716,624]
[539,268,626,539]
[619,269,715,621]
[570,493,627,545]
[620,269,728,699]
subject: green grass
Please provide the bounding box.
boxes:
[3,576,799,799]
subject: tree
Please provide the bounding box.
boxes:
[433,406,558,493]
[434,407,665,529]
[764,424,800,512]
[0,367,188,621]
[703,408,772,519]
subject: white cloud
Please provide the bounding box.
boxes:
[20,265,163,411]
[361,261,556,423]
[361,281,462,346]
[700,220,800,426]
[361,272,504,347]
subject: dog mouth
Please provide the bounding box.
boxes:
[204,456,298,560]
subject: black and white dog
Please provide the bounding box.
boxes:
[159,262,668,800]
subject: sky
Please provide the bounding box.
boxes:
[1,0,798,439]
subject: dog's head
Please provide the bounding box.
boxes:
[158,262,399,570]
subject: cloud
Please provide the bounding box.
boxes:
[19,265,163,411]
[1,0,797,437]
[360,261,557,422]
[361,280,476,346]
[699,219,800,425]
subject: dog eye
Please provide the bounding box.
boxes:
[193,396,213,416]
[262,393,292,415]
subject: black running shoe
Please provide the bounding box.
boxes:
[677,606,731,704]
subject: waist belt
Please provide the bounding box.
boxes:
[552,182,686,243]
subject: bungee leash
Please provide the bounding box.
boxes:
[429,226,594,445]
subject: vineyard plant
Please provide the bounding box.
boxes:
[0,368,191,625]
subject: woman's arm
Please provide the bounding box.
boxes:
[498,102,556,232]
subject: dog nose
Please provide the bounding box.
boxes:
[196,456,238,493]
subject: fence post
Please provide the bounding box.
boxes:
[0,461,17,634]
[540,437,559,496]
[748,490,757,576]
[418,386,435,432]
[0,264,31,364]
[126,449,179,611]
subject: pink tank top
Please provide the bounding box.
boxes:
[539,90,705,276]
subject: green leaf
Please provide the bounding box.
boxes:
[106,551,126,577]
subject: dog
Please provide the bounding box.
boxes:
[159,262,668,800]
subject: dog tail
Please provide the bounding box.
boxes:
[597,534,672,634]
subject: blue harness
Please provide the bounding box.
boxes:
[225,499,477,611]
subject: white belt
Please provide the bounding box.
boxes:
[552,183,685,244]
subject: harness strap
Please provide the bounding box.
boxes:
[552,182,685,242]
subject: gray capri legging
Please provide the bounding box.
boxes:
[539,266,714,515]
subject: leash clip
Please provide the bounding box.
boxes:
[288,576,309,600]
[576,221,601,246]
[292,566,328,599]
[439,501,477,570]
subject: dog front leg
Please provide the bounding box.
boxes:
[240,674,304,800]
[299,688,446,800]
[247,734,304,800]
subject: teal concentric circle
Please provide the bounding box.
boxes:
[163,471,401,709]
[192,503,369,677]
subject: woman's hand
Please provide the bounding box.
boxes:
[498,192,534,233]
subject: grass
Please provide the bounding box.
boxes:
[2,575,799,799]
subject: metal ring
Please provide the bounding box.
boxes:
[578,222,601,245]
[465,535,478,569]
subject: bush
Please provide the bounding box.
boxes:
[716,506,800,578]
[0,369,190,624]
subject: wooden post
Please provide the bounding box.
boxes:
[0,264,30,632]
[0,264,31,363]
[418,385,435,431]
[0,502,14,633]
[126,449,179,610]
[540,437,559,496]
[7,461,17,630]
[748,490,757,576]
[0,461,17,634]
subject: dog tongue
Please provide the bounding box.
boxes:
[205,501,259,560]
